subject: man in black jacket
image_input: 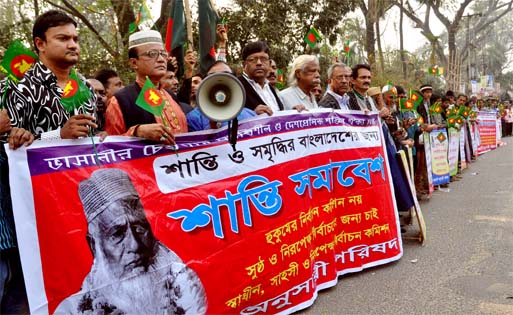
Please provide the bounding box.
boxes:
[238,41,284,116]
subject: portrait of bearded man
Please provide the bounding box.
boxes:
[55,168,207,315]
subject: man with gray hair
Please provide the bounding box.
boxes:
[319,63,355,110]
[55,168,207,315]
[280,54,321,110]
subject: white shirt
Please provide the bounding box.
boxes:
[242,74,281,112]
[280,86,318,110]
[327,90,350,111]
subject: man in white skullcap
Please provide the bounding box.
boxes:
[105,30,188,144]
[55,168,207,315]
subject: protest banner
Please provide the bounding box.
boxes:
[7,111,402,315]
[476,111,498,154]
[459,126,467,169]
[447,128,460,176]
[423,132,434,195]
[429,129,450,186]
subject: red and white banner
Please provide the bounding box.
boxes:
[477,111,498,154]
[8,111,402,315]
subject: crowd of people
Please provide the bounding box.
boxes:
[0,9,510,314]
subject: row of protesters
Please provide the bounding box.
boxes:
[0,8,510,312]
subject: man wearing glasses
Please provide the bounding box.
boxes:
[319,63,352,110]
[238,41,284,116]
[105,30,187,144]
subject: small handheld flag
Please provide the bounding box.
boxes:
[136,77,164,116]
[0,40,37,82]
[60,69,92,112]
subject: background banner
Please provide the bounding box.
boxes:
[8,111,402,315]
[477,111,498,154]
[429,128,450,185]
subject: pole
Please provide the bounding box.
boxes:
[184,0,193,48]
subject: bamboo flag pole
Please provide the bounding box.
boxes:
[184,0,193,48]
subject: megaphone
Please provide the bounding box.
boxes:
[196,72,246,122]
[196,72,246,151]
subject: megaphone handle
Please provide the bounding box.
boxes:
[228,118,238,151]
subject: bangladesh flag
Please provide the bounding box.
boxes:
[276,68,285,90]
[165,0,186,78]
[60,69,92,112]
[343,40,352,57]
[409,89,424,107]
[128,1,153,34]
[136,77,164,116]
[458,105,470,118]
[428,66,439,76]
[304,27,322,48]
[198,0,219,76]
[429,101,443,115]
[399,98,416,112]
[447,116,457,128]
[0,39,37,82]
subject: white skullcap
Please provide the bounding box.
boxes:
[128,30,163,50]
[79,168,140,223]
[382,85,397,94]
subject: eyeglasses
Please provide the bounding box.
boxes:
[139,50,169,59]
[333,75,351,81]
[245,56,270,64]
[95,89,106,97]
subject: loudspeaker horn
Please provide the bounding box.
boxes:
[196,72,246,122]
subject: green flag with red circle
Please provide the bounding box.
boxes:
[0,40,37,82]
[60,69,92,112]
[136,77,164,116]
[304,27,322,48]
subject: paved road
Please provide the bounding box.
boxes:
[298,140,513,315]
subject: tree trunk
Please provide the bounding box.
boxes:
[399,0,407,80]
[366,18,376,68]
[376,20,385,76]
[110,0,135,48]
[447,27,459,91]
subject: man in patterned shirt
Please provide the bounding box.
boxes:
[5,10,97,143]
[1,10,98,313]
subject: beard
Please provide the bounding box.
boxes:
[58,244,207,315]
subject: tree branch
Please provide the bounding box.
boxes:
[44,0,119,58]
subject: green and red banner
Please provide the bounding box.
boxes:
[8,111,402,315]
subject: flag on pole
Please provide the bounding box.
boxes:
[128,1,153,34]
[136,77,164,116]
[276,69,285,90]
[304,27,322,48]
[165,0,186,78]
[0,40,37,82]
[60,69,92,113]
[198,0,219,75]
[427,66,440,76]
[343,40,352,57]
